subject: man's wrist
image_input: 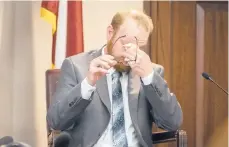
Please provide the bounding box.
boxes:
[141,66,155,85]
[86,72,96,86]
[141,64,155,78]
[81,78,96,100]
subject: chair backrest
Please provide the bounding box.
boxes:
[45,69,61,147]
[45,69,61,110]
[152,130,187,147]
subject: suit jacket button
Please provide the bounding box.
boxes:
[69,102,72,107]
[159,93,162,97]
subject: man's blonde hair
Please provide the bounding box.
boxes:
[111,9,153,34]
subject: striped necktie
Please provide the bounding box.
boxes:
[111,71,128,147]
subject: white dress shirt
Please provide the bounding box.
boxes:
[80,49,154,147]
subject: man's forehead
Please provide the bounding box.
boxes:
[117,18,149,46]
[119,20,140,36]
[117,30,149,46]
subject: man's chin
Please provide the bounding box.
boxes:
[114,64,131,72]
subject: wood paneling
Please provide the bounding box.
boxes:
[156,2,173,87]
[196,4,205,147]
[144,1,228,147]
[201,2,228,146]
[172,2,197,147]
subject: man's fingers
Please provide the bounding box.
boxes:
[124,47,137,57]
[97,60,111,69]
[97,68,108,74]
[91,55,117,72]
[122,44,139,61]
[123,43,133,48]
[121,52,135,61]
[95,58,117,69]
[99,56,117,66]
[100,55,115,60]
[93,67,108,74]
[128,61,136,68]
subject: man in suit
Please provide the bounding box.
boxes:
[47,10,183,147]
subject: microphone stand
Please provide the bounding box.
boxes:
[209,79,228,95]
[202,72,228,96]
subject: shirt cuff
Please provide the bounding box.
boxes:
[141,69,155,85]
[81,78,96,100]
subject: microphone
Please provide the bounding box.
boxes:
[2,142,31,147]
[202,72,228,95]
[53,132,71,147]
[0,136,13,146]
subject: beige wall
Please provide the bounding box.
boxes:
[0,1,143,146]
[83,1,143,51]
[0,1,14,136]
[0,1,51,146]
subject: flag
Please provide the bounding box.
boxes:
[66,1,84,57]
[40,1,84,69]
[40,1,59,68]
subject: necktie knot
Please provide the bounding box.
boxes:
[112,71,122,80]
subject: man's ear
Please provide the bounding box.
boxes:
[107,25,114,40]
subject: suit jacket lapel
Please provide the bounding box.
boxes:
[128,70,141,124]
[90,47,111,114]
[96,76,111,113]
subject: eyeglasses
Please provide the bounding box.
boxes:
[111,35,139,63]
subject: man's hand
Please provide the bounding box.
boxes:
[122,43,155,78]
[87,55,117,86]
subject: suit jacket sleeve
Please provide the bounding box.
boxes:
[47,58,92,131]
[142,65,183,131]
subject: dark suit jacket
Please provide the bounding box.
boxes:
[47,49,183,147]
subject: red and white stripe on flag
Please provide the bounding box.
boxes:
[41,0,84,69]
